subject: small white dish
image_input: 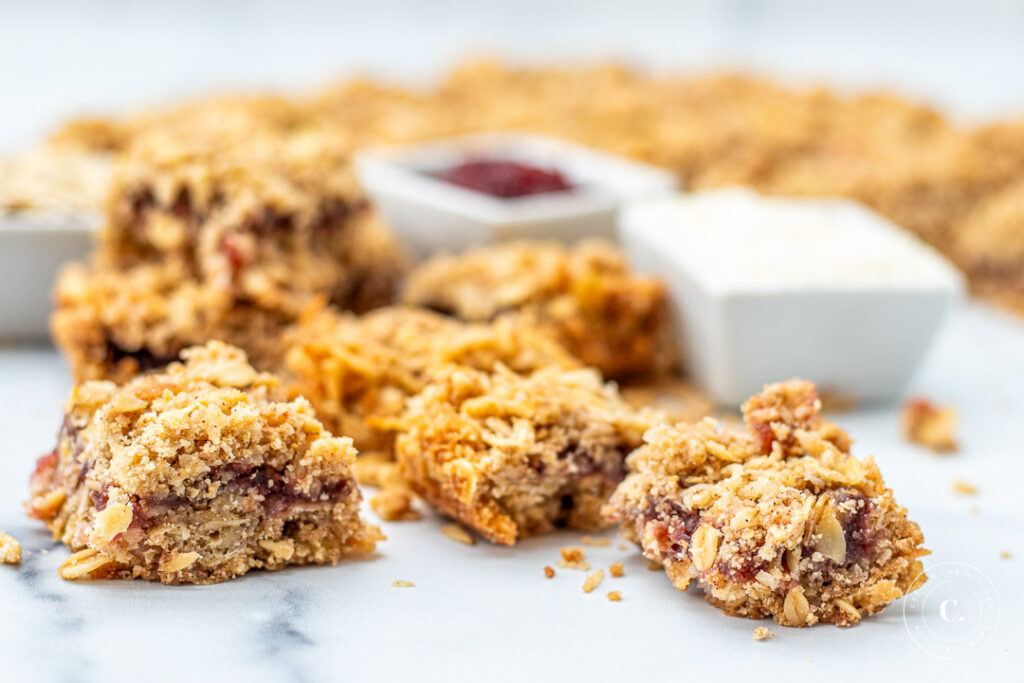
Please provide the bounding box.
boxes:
[619,188,965,405]
[0,209,99,340]
[355,132,677,256]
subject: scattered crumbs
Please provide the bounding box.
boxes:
[952,479,979,496]
[609,562,624,578]
[646,559,662,571]
[753,626,775,641]
[557,546,590,571]
[392,580,415,588]
[1001,551,1013,560]
[40,548,49,556]
[580,535,611,547]
[441,523,475,545]
[544,565,556,578]
[582,569,605,593]
[902,397,958,453]
[0,531,22,565]
[370,489,422,521]
[617,542,627,551]
[607,591,622,602]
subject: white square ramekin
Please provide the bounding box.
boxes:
[0,210,98,340]
[619,189,966,405]
[354,132,677,256]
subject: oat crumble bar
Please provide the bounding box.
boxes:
[605,380,928,627]
[401,239,676,380]
[27,341,382,584]
[394,364,655,544]
[51,129,407,384]
[282,305,581,453]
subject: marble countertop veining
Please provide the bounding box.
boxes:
[1,301,1022,681]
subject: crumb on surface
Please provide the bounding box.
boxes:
[609,562,624,577]
[952,479,979,495]
[1000,551,1013,560]
[441,523,476,545]
[0,531,22,565]
[902,397,958,452]
[617,542,627,551]
[580,535,611,547]
[544,565,555,578]
[558,546,590,570]
[392,580,414,587]
[753,626,775,641]
[607,590,622,602]
[370,488,421,521]
[582,569,605,593]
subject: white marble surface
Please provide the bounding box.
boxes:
[2,2,1024,680]
[1,301,1022,681]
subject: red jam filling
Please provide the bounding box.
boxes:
[433,159,573,198]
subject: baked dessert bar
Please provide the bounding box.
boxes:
[51,260,296,384]
[401,239,676,380]
[98,134,406,313]
[605,380,927,627]
[283,305,580,453]
[394,364,655,544]
[27,341,382,584]
[52,210,404,385]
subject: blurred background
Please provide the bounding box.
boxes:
[3,0,1024,151]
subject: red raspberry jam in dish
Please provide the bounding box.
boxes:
[433,159,573,198]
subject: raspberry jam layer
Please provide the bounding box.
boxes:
[433,159,573,198]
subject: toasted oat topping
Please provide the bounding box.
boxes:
[582,569,605,593]
[402,240,675,379]
[394,364,655,545]
[284,306,580,453]
[29,341,382,585]
[441,524,476,546]
[605,379,928,627]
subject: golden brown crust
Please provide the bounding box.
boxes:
[394,364,656,545]
[605,380,928,627]
[27,341,382,585]
[282,305,581,452]
[402,240,676,380]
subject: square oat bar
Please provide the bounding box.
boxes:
[394,364,656,544]
[27,341,382,584]
[605,380,928,627]
[401,239,676,380]
[283,305,581,453]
